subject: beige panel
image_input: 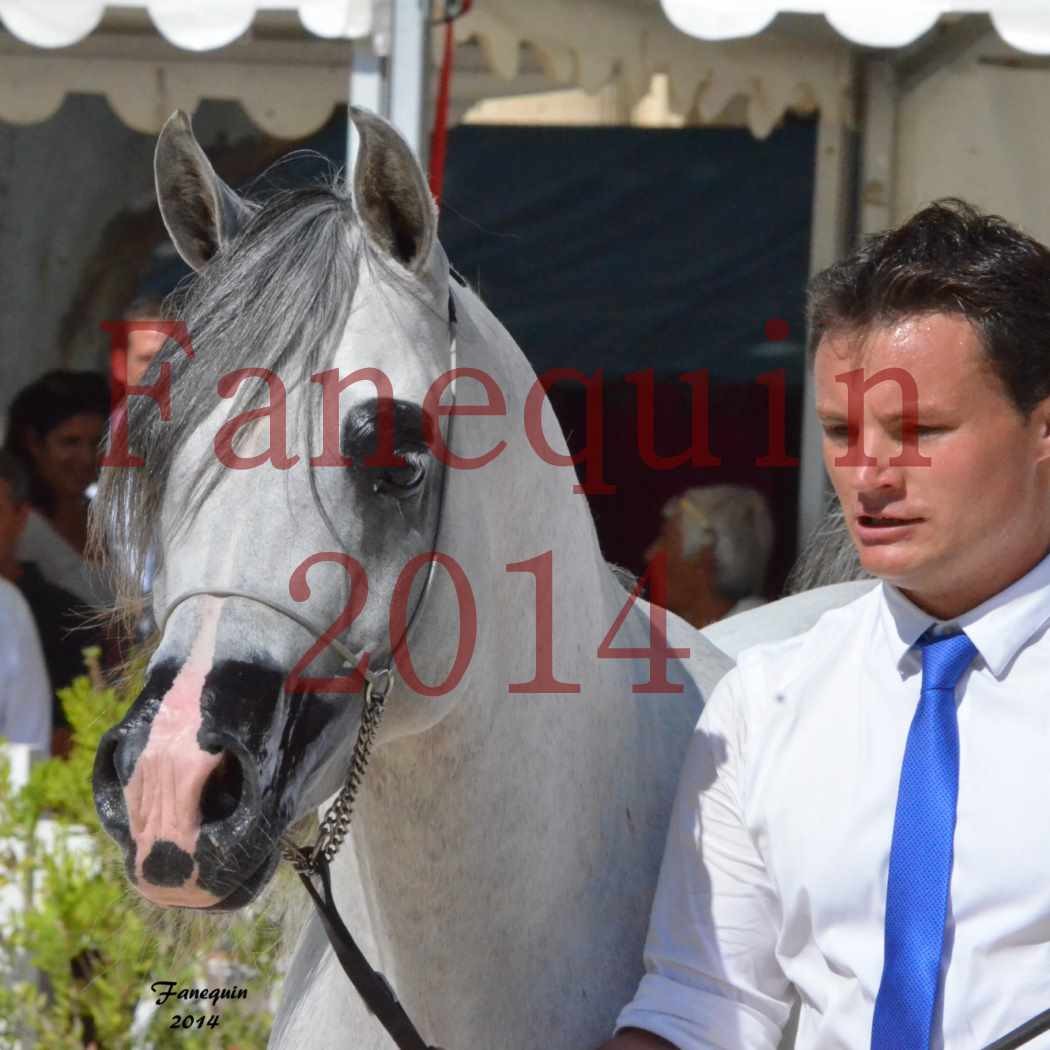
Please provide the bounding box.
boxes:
[453,0,851,139]
[896,34,1050,242]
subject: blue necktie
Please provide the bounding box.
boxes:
[871,630,978,1050]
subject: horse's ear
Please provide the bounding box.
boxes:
[349,107,437,272]
[154,110,254,272]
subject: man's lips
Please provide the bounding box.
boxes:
[856,514,923,527]
[854,513,924,542]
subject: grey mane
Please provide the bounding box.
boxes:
[92,178,441,626]
[786,497,870,594]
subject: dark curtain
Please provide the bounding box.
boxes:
[437,120,817,591]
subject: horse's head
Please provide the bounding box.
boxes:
[92,109,468,909]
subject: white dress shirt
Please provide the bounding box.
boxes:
[0,578,52,755]
[617,552,1050,1049]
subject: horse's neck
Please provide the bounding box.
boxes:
[352,584,691,1040]
[274,287,724,1048]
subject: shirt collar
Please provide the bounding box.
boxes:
[877,550,1050,679]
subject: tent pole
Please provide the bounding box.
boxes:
[348,38,386,173]
[798,52,859,557]
[388,0,431,163]
[858,58,898,236]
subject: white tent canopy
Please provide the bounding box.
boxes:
[660,1,1050,52]
[0,1,860,142]
[0,0,370,50]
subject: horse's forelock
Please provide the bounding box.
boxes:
[94,179,381,636]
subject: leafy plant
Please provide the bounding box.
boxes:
[0,653,285,1048]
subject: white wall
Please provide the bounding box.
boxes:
[895,35,1050,243]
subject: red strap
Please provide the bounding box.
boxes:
[428,21,454,202]
[429,1,471,203]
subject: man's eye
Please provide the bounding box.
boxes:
[822,424,852,441]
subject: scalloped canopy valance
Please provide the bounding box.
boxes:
[0,1,370,49]
[660,1,1050,53]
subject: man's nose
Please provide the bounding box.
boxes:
[844,430,906,492]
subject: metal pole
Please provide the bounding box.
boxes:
[798,52,858,555]
[388,0,431,162]
[348,38,386,173]
[858,58,898,237]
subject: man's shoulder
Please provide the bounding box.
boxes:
[699,581,882,727]
[736,580,881,675]
[702,579,879,667]
[699,582,883,758]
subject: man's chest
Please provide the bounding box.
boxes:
[744,659,1050,951]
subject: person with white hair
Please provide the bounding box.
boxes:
[643,484,774,629]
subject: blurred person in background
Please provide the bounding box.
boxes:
[114,294,169,390]
[4,369,112,609]
[0,452,51,756]
[645,484,774,629]
[0,450,107,757]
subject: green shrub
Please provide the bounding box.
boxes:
[0,658,283,1048]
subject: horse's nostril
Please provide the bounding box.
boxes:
[200,752,245,825]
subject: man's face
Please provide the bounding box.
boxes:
[0,478,28,566]
[126,327,167,387]
[816,313,1050,618]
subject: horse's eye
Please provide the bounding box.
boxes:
[373,453,426,496]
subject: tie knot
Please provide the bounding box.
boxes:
[917,630,978,691]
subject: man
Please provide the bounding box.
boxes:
[601,200,1050,1048]
[0,453,51,756]
[645,485,774,629]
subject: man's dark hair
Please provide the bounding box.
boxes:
[0,449,29,505]
[807,198,1050,416]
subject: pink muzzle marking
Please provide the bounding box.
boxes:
[123,597,225,907]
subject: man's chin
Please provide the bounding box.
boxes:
[856,547,924,587]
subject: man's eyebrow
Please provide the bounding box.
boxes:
[817,401,942,423]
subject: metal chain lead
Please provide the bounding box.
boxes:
[280,668,394,875]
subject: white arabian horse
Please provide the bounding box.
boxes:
[90,106,872,1049]
[91,107,740,1049]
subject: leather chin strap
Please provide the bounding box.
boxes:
[151,286,459,1050]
